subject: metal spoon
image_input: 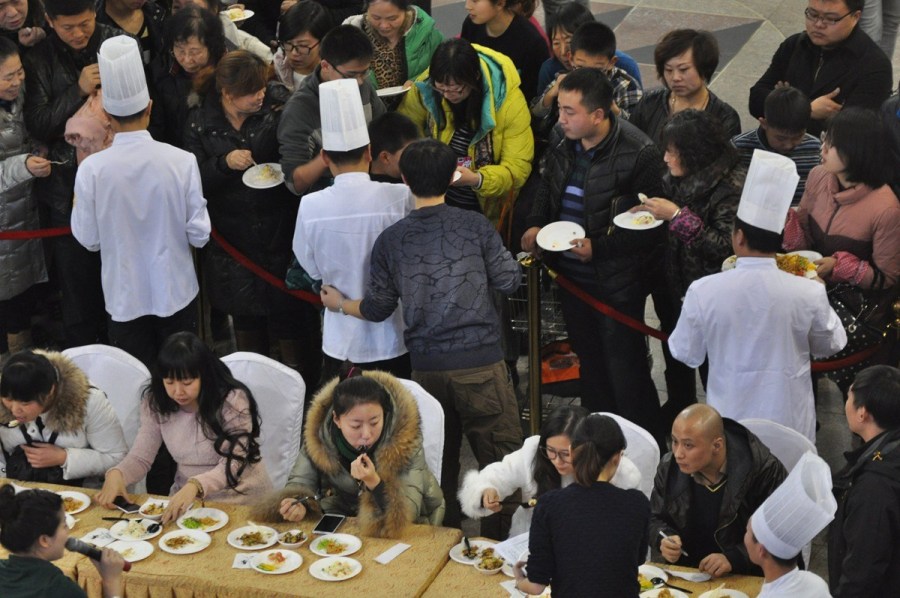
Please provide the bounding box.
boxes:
[651,578,693,594]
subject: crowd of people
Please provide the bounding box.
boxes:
[0,0,898,595]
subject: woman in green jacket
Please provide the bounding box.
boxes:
[398,38,533,227]
[256,370,444,538]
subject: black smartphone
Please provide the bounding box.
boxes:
[113,496,141,514]
[313,513,345,535]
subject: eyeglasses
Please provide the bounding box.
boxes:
[431,83,468,96]
[279,40,319,56]
[539,445,572,463]
[333,64,371,82]
[804,7,855,26]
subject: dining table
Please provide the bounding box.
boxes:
[1,479,463,598]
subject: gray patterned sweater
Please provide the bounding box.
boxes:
[360,203,521,371]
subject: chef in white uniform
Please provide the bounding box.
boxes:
[668,150,847,443]
[71,35,210,367]
[744,452,834,597]
[293,79,412,379]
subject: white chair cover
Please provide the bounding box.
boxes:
[398,379,444,484]
[62,344,150,493]
[221,352,305,489]
[594,412,660,498]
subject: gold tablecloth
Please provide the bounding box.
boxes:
[1,480,462,598]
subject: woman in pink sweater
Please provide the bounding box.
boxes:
[95,332,271,523]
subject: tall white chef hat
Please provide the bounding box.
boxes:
[319,79,369,152]
[750,452,837,560]
[736,149,800,233]
[99,35,150,117]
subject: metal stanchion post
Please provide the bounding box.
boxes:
[522,255,542,435]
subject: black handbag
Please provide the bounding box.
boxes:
[3,419,83,486]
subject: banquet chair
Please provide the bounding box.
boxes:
[595,412,660,498]
[221,352,305,488]
[739,418,818,566]
[398,379,444,484]
[62,344,151,492]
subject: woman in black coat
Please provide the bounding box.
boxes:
[184,50,321,380]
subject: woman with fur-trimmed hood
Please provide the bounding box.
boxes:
[256,370,444,538]
[0,351,128,487]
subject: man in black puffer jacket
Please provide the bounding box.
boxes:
[522,67,665,446]
[23,0,120,346]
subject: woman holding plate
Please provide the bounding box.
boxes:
[638,109,744,430]
[184,50,320,376]
[96,332,272,524]
[256,368,445,538]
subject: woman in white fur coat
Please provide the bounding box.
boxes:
[459,405,641,538]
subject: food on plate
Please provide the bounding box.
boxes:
[658,589,674,598]
[256,164,279,182]
[461,544,479,559]
[632,213,656,226]
[317,537,348,555]
[280,530,306,544]
[256,551,287,572]
[121,520,149,539]
[638,573,654,591]
[776,253,816,277]
[141,502,165,516]
[226,7,245,20]
[115,546,136,559]
[62,497,83,513]
[323,559,354,578]
[164,535,196,550]
[478,554,504,570]
[238,530,270,546]
[181,516,219,529]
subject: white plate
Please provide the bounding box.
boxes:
[250,549,303,575]
[177,507,229,533]
[722,253,818,278]
[57,490,90,514]
[641,589,689,598]
[638,564,667,589]
[226,8,253,22]
[242,163,284,189]
[698,590,749,598]
[278,529,309,548]
[501,561,515,577]
[158,529,212,555]
[108,539,154,562]
[614,210,664,230]
[448,539,496,565]
[788,250,823,262]
[109,519,162,542]
[452,170,462,183]
[65,514,76,529]
[721,254,738,271]
[536,221,586,252]
[227,525,278,550]
[308,556,362,581]
[309,533,362,557]
[376,85,409,97]
[138,499,168,521]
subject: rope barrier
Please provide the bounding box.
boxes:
[0,226,72,240]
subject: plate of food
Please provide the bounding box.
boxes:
[158,529,212,555]
[536,221,586,252]
[227,525,278,550]
[57,490,90,514]
[177,507,229,532]
[109,519,163,542]
[225,7,253,21]
[614,210,664,230]
[640,589,690,598]
[638,564,667,591]
[474,547,504,575]
[721,253,818,279]
[698,589,750,598]
[308,556,362,582]
[376,85,410,98]
[138,499,168,521]
[448,539,497,565]
[242,162,284,189]
[310,533,362,557]
[107,539,154,562]
[278,529,308,548]
[250,549,303,575]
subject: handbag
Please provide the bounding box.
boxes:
[3,419,82,486]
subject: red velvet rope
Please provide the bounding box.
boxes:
[0,226,72,240]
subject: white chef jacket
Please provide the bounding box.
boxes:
[293,172,412,363]
[71,131,211,322]
[668,257,846,442]
[758,568,830,597]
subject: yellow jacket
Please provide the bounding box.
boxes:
[398,44,534,225]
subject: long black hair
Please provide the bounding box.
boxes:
[533,404,588,497]
[145,332,263,491]
[428,38,483,135]
[0,484,63,553]
[571,414,626,487]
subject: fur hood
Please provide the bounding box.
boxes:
[0,351,91,434]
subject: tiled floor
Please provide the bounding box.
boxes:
[436,1,897,582]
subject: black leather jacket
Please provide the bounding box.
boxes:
[648,419,788,575]
[23,23,120,224]
[526,116,664,304]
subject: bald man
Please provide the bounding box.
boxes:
[648,405,787,577]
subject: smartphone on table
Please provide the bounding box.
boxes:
[113,496,141,514]
[313,513,345,535]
